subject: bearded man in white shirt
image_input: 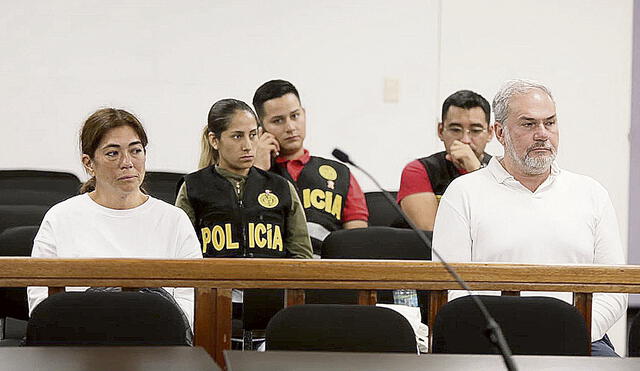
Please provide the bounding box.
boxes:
[432,79,626,357]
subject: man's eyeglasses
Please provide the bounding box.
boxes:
[444,126,488,138]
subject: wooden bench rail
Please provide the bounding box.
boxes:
[2,258,636,368]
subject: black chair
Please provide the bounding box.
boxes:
[265,304,417,353]
[0,225,38,257]
[144,171,185,204]
[313,227,431,309]
[26,291,192,346]
[0,226,39,329]
[0,170,80,206]
[432,295,590,356]
[364,191,404,227]
[233,289,286,350]
[0,205,49,235]
[321,226,431,260]
[629,311,640,356]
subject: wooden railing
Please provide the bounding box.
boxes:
[0,258,636,368]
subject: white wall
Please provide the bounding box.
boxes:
[0,0,633,353]
[0,0,441,186]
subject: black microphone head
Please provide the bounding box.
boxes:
[332,148,351,164]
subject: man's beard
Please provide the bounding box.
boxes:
[503,125,556,175]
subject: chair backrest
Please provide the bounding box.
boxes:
[629,312,640,356]
[364,191,404,227]
[26,291,191,346]
[0,225,39,321]
[144,171,185,204]
[242,289,285,331]
[321,227,431,260]
[0,170,80,206]
[0,225,39,256]
[0,205,49,235]
[266,304,417,353]
[432,295,590,356]
[317,227,431,307]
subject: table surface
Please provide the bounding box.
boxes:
[0,346,220,371]
[225,350,640,371]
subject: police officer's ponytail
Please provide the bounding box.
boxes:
[198,124,216,169]
[198,98,258,169]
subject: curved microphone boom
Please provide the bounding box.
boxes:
[332,148,517,371]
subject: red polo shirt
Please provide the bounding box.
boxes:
[397,159,467,203]
[275,149,369,223]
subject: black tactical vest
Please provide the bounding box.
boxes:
[185,166,291,258]
[272,157,350,254]
[272,156,350,231]
[418,151,491,197]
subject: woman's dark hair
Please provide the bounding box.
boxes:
[198,98,257,168]
[79,108,148,193]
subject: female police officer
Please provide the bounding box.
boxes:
[176,99,312,259]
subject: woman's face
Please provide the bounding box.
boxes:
[210,110,258,175]
[82,125,146,196]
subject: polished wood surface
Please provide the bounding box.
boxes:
[3,257,636,368]
[224,350,640,371]
[574,292,594,353]
[284,289,305,306]
[357,290,377,305]
[0,258,634,292]
[0,346,219,371]
[427,290,448,346]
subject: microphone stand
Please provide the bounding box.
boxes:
[332,148,517,371]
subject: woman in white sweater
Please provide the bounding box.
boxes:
[27,108,202,328]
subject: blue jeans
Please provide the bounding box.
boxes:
[591,334,619,357]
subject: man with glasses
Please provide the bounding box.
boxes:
[397,90,493,230]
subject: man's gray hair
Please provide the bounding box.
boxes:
[492,79,554,123]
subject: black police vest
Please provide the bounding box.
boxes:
[418,151,492,197]
[272,157,350,233]
[185,166,291,258]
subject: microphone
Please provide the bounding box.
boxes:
[331,148,351,164]
[332,148,517,371]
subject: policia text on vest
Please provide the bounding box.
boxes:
[185,167,292,258]
[272,158,349,234]
[200,222,283,253]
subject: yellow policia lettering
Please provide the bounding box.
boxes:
[302,188,342,220]
[211,225,225,251]
[225,224,239,249]
[200,228,210,253]
[247,223,283,251]
[254,223,266,248]
[203,223,283,252]
[310,189,325,209]
[302,189,311,208]
[200,224,239,252]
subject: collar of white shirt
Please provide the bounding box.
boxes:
[487,156,561,192]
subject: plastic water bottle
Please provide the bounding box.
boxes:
[393,289,419,307]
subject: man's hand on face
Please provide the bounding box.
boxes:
[445,140,482,172]
[254,126,280,171]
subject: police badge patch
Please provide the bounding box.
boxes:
[258,190,279,208]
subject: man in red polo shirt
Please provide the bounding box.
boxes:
[252,80,368,256]
[398,90,493,231]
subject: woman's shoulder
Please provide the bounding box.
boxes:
[251,166,289,184]
[145,196,193,221]
[36,194,92,226]
[47,194,91,213]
